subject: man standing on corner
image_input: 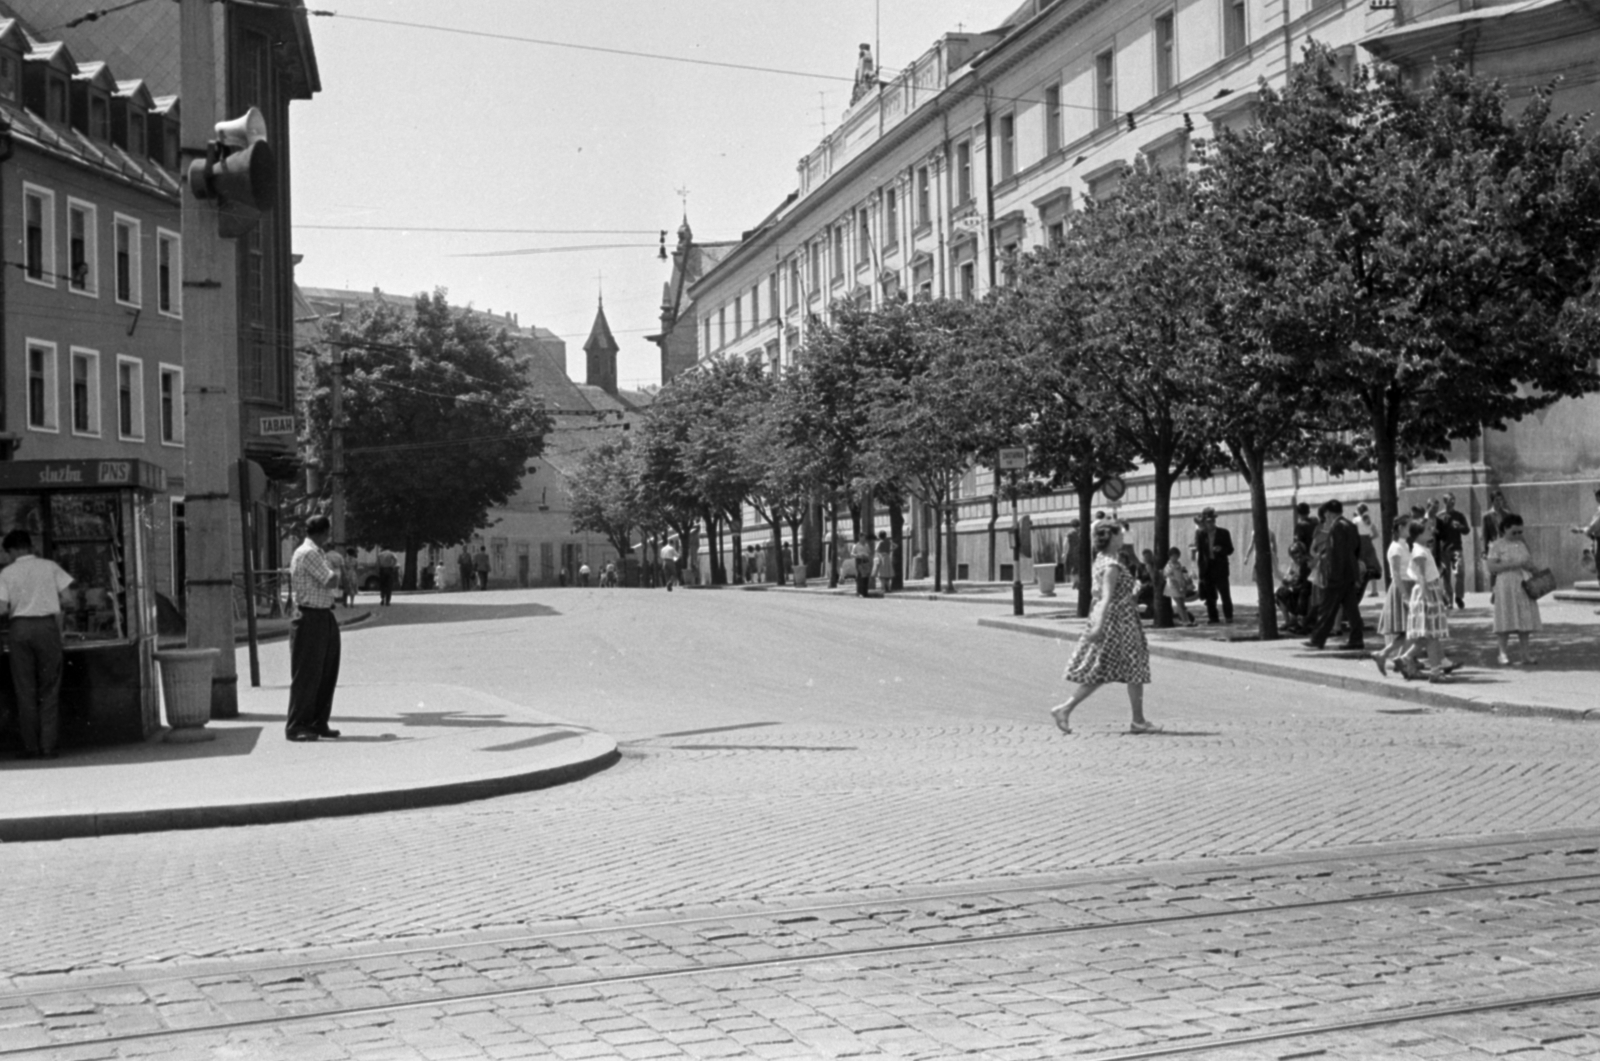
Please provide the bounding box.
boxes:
[1191,507,1235,624]
[286,514,342,743]
[659,538,680,591]
[376,546,398,607]
[0,531,74,759]
[474,545,491,591]
[1303,499,1367,651]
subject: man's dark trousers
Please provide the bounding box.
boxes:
[10,617,62,755]
[286,607,341,735]
[1200,572,1233,624]
[378,567,394,606]
[1307,580,1364,648]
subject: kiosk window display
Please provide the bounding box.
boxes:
[0,460,165,746]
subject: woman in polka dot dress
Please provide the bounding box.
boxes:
[1049,521,1159,735]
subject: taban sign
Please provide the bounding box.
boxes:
[259,415,295,436]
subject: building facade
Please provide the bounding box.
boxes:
[691,0,1600,588]
[298,289,653,588]
[6,0,322,598]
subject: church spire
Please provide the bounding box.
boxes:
[583,294,619,396]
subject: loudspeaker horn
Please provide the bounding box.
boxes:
[188,139,278,213]
[214,106,268,148]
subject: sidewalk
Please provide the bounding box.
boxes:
[975,587,1600,723]
[0,675,618,843]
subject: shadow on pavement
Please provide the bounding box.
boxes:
[344,600,561,629]
[2,725,263,765]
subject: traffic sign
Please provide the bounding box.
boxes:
[1102,475,1127,502]
[998,446,1027,471]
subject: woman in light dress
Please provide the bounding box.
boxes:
[1396,519,1452,683]
[1048,521,1159,735]
[1486,513,1541,665]
[1372,514,1413,676]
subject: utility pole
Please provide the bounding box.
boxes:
[330,345,345,550]
[180,0,242,717]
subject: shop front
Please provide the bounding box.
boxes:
[0,459,165,747]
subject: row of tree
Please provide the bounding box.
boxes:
[573,51,1600,637]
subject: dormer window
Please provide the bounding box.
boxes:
[126,107,145,155]
[47,76,67,123]
[0,55,16,101]
[89,93,109,139]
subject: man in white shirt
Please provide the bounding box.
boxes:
[0,530,75,759]
[659,539,680,592]
[286,515,343,743]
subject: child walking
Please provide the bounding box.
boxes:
[1163,547,1198,626]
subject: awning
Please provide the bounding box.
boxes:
[1360,0,1596,62]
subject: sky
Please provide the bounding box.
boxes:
[291,0,1002,390]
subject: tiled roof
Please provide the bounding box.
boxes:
[583,301,619,354]
[0,97,181,200]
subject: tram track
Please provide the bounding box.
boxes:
[6,862,1600,1057]
[7,831,1598,1002]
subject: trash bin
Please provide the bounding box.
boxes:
[154,648,220,743]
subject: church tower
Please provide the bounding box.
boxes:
[583,295,619,396]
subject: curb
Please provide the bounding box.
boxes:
[977,615,1597,725]
[0,738,620,844]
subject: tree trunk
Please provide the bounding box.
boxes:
[769,513,785,586]
[1373,408,1401,562]
[932,500,945,592]
[1241,441,1280,641]
[1076,480,1095,619]
[402,535,418,591]
[1151,463,1173,628]
[889,500,905,591]
[731,511,744,585]
[828,499,840,589]
[705,509,724,585]
[944,504,959,594]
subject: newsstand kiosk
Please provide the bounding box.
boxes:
[0,459,165,746]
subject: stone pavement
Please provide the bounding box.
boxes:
[0,675,617,843]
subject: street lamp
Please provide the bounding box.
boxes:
[998,446,1028,615]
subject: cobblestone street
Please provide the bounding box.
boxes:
[5,590,1600,1058]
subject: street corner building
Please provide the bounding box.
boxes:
[686,0,1600,594]
[0,0,318,743]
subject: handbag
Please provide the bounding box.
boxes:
[1523,568,1556,601]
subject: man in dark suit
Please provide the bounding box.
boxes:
[1191,507,1235,624]
[1304,499,1366,650]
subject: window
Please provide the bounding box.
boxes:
[1224,0,1247,56]
[127,107,146,156]
[0,55,15,101]
[70,348,101,437]
[703,318,712,355]
[23,184,53,286]
[750,282,761,328]
[809,241,821,291]
[89,95,110,141]
[157,229,180,316]
[159,364,184,445]
[1095,50,1116,128]
[832,224,845,278]
[1044,84,1062,154]
[1155,13,1176,94]
[956,141,973,203]
[789,258,801,307]
[244,227,264,325]
[768,272,779,322]
[958,261,976,301]
[68,199,96,295]
[114,214,141,306]
[26,341,58,432]
[884,188,899,250]
[117,356,144,440]
[47,77,67,124]
[998,113,1016,181]
[734,296,742,337]
[857,208,871,266]
[913,257,934,300]
[916,166,931,225]
[718,307,726,348]
[1048,220,1067,246]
